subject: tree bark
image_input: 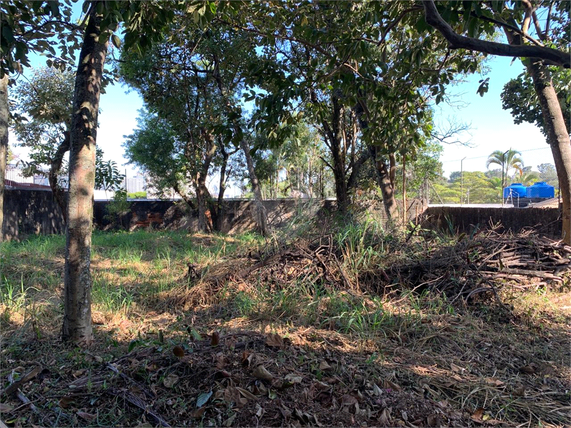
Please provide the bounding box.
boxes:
[62,5,107,345]
[526,61,571,244]
[49,133,70,223]
[214,144,230,231]
[0,75,8,242]
[422,0,570,68]
[402,155,407,225]
[370,146,399,224]
[240,138,269,236]
[195,130,216,233]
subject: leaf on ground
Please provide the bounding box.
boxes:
[241,351,254,367]
[485,377,504,387]
[224,386,248,407]
[163,373,179,389]
[0,403,13,412]
[224,413,236,426]
[190,407,206,419]
[519,363,539,374]
[378,407,391,425]
[173,346,184,358]
[196,391,212,408]
[265,333,285,348]
[253,365,273,381]
[341,394,358,406]
[215,353,228,369]
[470,407,485,423]
[318,361,332,371]
[77,411,96,421]
[59,396,75,408]
[210,331,220,346]
[190,328,202,341]
[236,386,257,400]
[284,373,303,384]
[382,379,402,391]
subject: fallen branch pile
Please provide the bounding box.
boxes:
[376,230,571,301]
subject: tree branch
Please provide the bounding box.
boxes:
[422,0,570,68]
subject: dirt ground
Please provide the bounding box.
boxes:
[1,229,570,427]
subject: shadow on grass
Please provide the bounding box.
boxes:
[1,230,569,427]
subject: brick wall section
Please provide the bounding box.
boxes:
[421,206,562,237]
[3,189,66,240]
[3,189,562,240]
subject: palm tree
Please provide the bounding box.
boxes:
[519,170,540,186]
[486,149,524,189]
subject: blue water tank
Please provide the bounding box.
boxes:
[526,181,555,198]
[503,183,527,198]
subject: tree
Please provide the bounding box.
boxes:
[62,2,108,344]
[230,1,485,222]
[537,163,558,187]
[0,76,8,241]
[422,0,571,242]
[62,0,181,344]
[0,0,81,242]
[486,149,524,189]
[120,21,242,232]
[2,0,181,345]
[12,67,125,221]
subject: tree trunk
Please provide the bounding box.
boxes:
[196,130,216,233]
[240,138,268,236]
[49,133,70,223]
[0,75,8,242]
[370,146,399,224]
[526,61,571,244]
[62,5,107,345]
[214,145,229,231]
[331,155,349,213]
[402,155,407,225]
[196,181,211,232]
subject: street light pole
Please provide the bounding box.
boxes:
[460,157,466,205]
[501,149,509,207]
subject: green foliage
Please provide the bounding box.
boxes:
[95,148,124,191]
[105,190,131,225]
[486,149,524,188]
[0,1,81,76]
[128,191,147,199]
[123,110,187,198]
[501,69,570,136]
[434,171,501,204]
[11,67,74,178]
[537,163,559,188]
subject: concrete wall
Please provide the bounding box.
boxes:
[3,189,333,239]
[3,189,66,241]
[3,189,562,240]
[421,206,562,237]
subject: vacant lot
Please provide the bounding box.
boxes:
[1,226,570,427]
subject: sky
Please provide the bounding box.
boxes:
[434,55,554,178]
[9,18,558,184]
[94,54,556,180]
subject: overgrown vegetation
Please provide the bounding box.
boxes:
[1,224,569,427]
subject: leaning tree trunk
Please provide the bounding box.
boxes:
[240,139,269,236]
[370,146,399,224]
[0,75,8,242]
[62,6,107,345]
[526,61,571,244]
[49,133,70,223]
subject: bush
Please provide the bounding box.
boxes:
[105,190,131,227]
[128,191,147,199]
